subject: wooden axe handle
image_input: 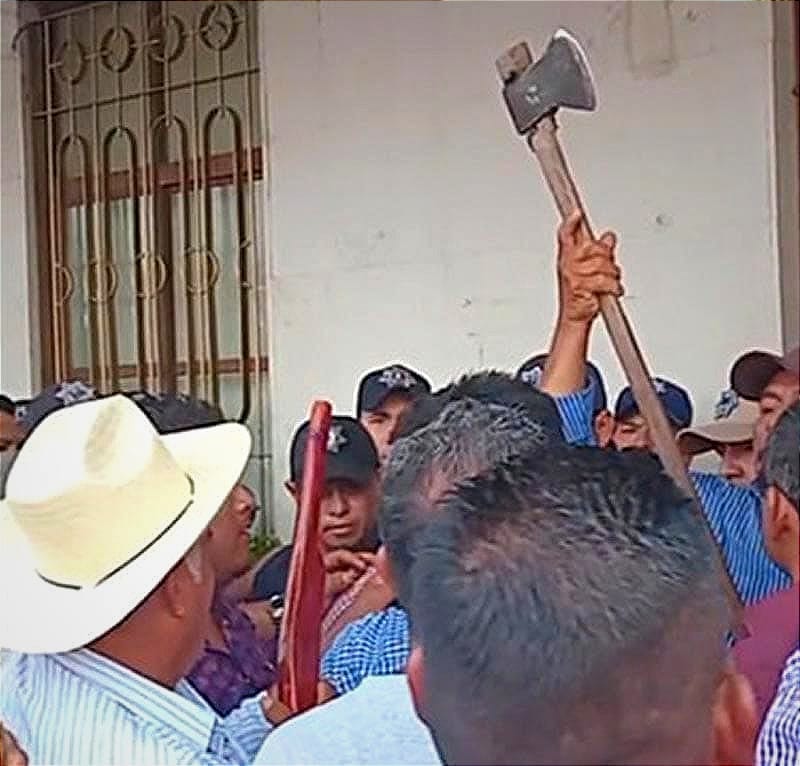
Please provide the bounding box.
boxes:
[278,400,332,713]
[529,116,743,616]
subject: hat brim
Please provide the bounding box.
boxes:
[677,422,754,456]
[324,463,377,487]
[0,422,251,653]
[295,460,377,488]
[616,406,688,431]
[359,387,422,417]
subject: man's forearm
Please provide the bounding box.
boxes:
[540,318,590,397]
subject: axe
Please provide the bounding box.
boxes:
[278,399,332,713]
[496,30,742,617]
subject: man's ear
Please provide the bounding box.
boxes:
[284,480,298,501]
[406,645,428,723]
[712,662,757,766]
[764,486,800,574]
[593,409,615,448]
[766,486,798,536]
[764,486,782,542]
[161,563,191,619]
[375,545,396,595]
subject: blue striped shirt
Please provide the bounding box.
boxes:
[756,648,800,766]
[692,473,790,605]
[0,649,271,765]
[553,384,596,446]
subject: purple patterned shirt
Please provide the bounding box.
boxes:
[188,595,277,716]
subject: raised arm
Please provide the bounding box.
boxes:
[539,210,621,398]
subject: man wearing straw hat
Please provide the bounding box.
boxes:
[0,395,275,764]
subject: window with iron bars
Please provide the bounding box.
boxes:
[15,0,272,523]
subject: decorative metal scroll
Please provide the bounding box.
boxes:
[17,0,267,426]
[16,0,272,530]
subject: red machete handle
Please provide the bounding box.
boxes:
[278,400,332,713]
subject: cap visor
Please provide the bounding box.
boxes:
[325,467,375,486]
[360,388,418,417]
[678,422,754,455]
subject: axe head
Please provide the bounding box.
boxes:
[496,29,596,135]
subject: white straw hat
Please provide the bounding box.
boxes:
[0,394,251,653]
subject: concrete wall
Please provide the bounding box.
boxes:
[772,1,799,350]
[259,1,790,538]
[0,1,35,399]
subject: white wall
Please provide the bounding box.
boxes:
[772,1,799,350]
[260,1,786,539]
[0,0,34,399]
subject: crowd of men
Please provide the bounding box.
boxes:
[0,214,798,765]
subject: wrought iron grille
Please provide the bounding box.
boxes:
[16,0,272,523]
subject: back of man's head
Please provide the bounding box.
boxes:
[761,402,799,581]
[397,370,563,442]
[409,447,731,765]
[764,402,799,511]
[380,398,552,607]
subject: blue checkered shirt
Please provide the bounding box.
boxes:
[321,606,411,695]
[756,648,800,766]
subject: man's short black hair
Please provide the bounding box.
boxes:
[380,398,554,607]
[397,370,563,441]
[765,401,799,512]
[127,391,224,434]
[0,395,16,416]
[410,446,730,765]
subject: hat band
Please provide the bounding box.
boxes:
[37,474,196,591]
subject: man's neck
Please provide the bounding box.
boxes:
[90,630,183,689]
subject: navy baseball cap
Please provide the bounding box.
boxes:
[516,354,608,415]
[356,364,431,417]
[16,380,97,434]
[290,415,379,486]
[614,378,693,430]
[126,391,224,434]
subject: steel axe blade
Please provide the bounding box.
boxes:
[497,28,597,135]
